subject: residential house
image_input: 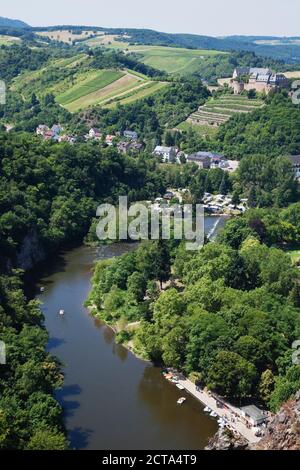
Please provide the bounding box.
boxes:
[89,128,102,140]
[153,146,177,163]
[288,155,300,179]
[187,151,225,169]
[105,135,115,146]
[117,141,132,154]
[51,124,63,136]
[123,130,138,140]
[36,124,49,136]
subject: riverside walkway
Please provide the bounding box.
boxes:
[177,377,262,444]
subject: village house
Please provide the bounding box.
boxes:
[36,124,49,136]
[117,141,132,154]
[118,140,144,154]
[105,135,116,146]
[153,146,177,163]
[288,155,300,179]
[186,151,225,169]
[51,124,63,136]
[88,128,102,140]
[123,130,138,140]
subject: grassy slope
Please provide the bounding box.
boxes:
[64,74,142,112]
[82,36,226,74]
[0,35,21,45]
[57,70,124,105]
[104,81,169,108]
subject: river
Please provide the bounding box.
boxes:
[34,217,226,450]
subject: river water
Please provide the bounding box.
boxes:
[35,218,225,450]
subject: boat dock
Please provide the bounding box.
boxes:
[177,377,261,444]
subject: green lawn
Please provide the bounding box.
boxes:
[57,70,124,106]
[177,121,218,137]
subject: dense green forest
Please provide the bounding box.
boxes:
[216,92,300,158]
[0,272,68,449]
[0,131,166,449]
[87,204,300,411]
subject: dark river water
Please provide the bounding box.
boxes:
[35,218,225,450]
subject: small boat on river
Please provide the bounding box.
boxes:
[176,384,185,390]
[177,397,186,405]
[59,309,65,316]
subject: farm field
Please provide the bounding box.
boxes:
[187,94,264,128]
[57,70,124,106]
[104,81,169,108]
[82,36,226,74]
[284,71,300,78]
[0,34,21,45]
[62,72,147,112]
[36,29,103,44]
[124,45,225,74]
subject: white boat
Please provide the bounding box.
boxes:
[59,309,65,316]
[177,397,186,405]
[210,411,218,418]
[40,287,45,292]
[176,384,185,390]
[204,406,211,413]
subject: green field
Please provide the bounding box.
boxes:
[126,46,224,74]
[57,70,124,105]
[82,36,226,75]
[177,121,218,137]
[104,81,169,108]
[0,34,21,45]
[10,48,169,112]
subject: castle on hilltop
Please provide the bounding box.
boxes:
[231,67,289,94]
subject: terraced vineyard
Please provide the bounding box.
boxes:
[187,95,265,127]
[10,53,168,112]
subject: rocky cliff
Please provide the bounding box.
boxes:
[253,391,300,450]
[206,391,300,451]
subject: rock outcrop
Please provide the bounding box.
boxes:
[253,391,300,450]
[206,391,300,451]
[206,428,248,450]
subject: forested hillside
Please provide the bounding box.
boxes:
[88,204,300,412]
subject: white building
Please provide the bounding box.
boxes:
[288,155,300,179]
[153,146,177,163]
